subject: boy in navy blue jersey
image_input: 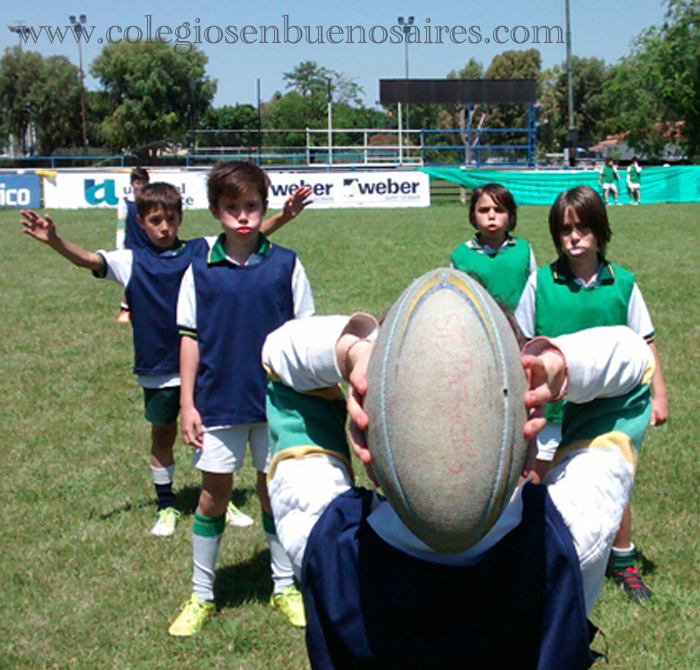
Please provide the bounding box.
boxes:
[21,182,311,539]
[169,161,315,636]
[115,167,150,323]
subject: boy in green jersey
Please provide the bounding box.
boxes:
[515,185,668,602]
[450,183,536,311]
[598,158,620,205]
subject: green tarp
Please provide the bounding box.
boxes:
[422,166,700,205]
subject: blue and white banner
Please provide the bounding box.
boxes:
[42,169,431,209]
[0,173,41,208]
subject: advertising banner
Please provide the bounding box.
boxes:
[42,170,207,210]
[42,169,430,209]
[0,173,41,208]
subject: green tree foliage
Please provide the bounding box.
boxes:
[0,47,82,155]
[266,60,372,149]
[539,57,611,153]
[607,0,700,160]
[90,42,216,154]
[484,49,541,133]
[200,104,259,149]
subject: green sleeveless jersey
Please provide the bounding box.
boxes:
[601,165,618,183]
[450,236,532,311]
[627,165,641,185]
[535,257,636,422]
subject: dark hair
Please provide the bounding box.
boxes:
[207,161,269,210]
[548,186,611,255]
[130,167,149,184]
[135,182,183,219]
[469,183,518,231]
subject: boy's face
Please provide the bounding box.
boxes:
[210,188,267,243]
[132,178,148,196]
[472,193,509,241]
[137,205,182,250]
[559,210,597,262]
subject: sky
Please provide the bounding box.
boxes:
[2,0,667,109]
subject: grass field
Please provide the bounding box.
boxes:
[1,201,699,669]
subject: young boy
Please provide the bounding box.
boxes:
[515,185,668,601]
[116,167,150,323]
[22,182,312,540]
[262,299,654,668]
[450,183,536,311]
[627,157,642,205]
[598,158,620,205]
[169,161,315,637]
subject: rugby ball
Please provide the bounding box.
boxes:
[365,268,528,553]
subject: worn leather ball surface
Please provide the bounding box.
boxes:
[365,268,528,553]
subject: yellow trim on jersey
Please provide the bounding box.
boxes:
[268,446,354,483]
[552,431,638,469]
[641,363,655,386]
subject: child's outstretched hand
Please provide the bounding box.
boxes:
[21,209,58,245]
[283,185,313,220]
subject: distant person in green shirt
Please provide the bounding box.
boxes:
[450,183,536,311]
[515,185,669,603]
[627,157,642,205]
[598,158,620,205]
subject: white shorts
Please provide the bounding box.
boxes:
[628,183,640,191]
[536,422,562,462]
[602,182,618,191]
[192,423,271,474]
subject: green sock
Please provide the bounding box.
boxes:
[611,544,636,571]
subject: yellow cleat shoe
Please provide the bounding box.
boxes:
[151,507,181,537]
[117,308,131,324]
[168,594,216,637]
[270,585,306,628]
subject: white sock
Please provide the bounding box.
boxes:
[150,463,175,485]
[266,531,294,594]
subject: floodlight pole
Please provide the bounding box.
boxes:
[565,0,576,167]
[69,14,88,152]
[327,78,333,166]
[398,16,414,133]
[8,21,31,51]
[257,78,262,165]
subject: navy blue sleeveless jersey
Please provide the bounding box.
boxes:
[124,199,150,250]
[191,244,297,427]
[126,238,208,377]
[302,484,596,670]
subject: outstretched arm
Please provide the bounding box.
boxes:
[21,210,103,273]
[261,186,313,236]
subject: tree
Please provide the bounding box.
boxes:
[200,104,259,150]
[607,0,700,160]
[90,42,216,154]
[0,47,82,155]
[539,57,612,153]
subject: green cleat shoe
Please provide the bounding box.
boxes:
[226,501,254,527]
[270,585,306,628]
[168,594,216,637]
[151,507,181,537]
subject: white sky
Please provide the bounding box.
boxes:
[2,0,667,108]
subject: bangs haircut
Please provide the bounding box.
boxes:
[207,161,270,209]
[130,166,149,183]
[469,183,518,231]
[136,182,183,219]
[548,186,611,255]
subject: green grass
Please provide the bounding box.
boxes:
[1,202,699,668]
